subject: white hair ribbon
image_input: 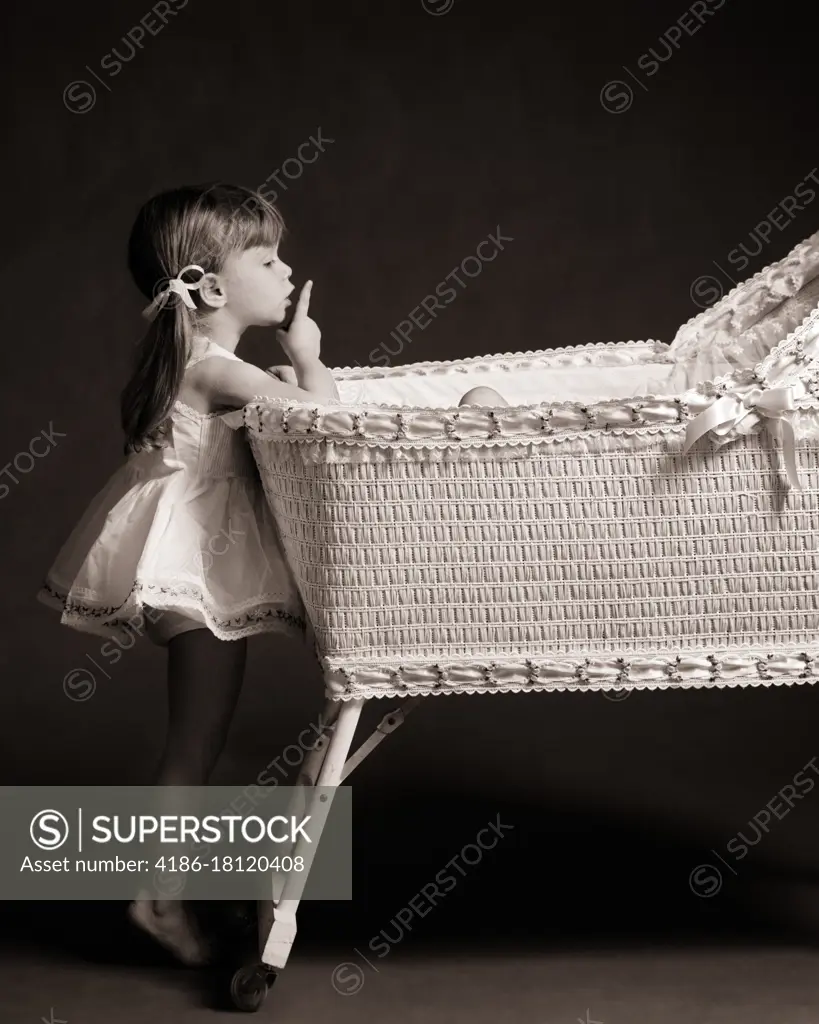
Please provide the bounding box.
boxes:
[682,384,801,490]
[141,264,206,321]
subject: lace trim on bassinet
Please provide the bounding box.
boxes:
[322,650,819,700]
[234,306,819,452]
[670,229,819,355]
[40,579,306,642]
[241,395,691,444]
[240,389,818,448]
[332,339,672,379]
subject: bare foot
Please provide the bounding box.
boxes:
[128,896,211,966]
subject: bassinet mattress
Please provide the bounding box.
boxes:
[239,322,819,702]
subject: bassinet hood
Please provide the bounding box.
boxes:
[669,228,819,365]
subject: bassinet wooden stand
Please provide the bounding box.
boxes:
[229,696,422,1011]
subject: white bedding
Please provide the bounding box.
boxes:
[334,351,735,409]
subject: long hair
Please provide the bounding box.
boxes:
[121,183,285,454]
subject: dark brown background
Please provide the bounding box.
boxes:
[4,0,819,942]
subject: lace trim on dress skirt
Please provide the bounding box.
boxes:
[38,578,307,644]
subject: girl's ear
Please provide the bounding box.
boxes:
[197,272,226,309]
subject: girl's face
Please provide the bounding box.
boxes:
[213,244,294,326]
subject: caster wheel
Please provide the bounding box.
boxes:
[229,963,275,1013]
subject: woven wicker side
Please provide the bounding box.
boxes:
[247,426,819,700]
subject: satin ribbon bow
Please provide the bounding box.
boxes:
[141,264,206,321]
[682,384,801,490]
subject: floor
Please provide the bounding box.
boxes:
[5,801,819,1021]
[4,885,819,1024]
[4,930,819,1023]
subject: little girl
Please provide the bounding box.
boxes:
[38,180,510,964]
[37,182,339,965]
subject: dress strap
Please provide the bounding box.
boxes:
[186,336,242,369]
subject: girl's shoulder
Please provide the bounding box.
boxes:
[178,336,249,413]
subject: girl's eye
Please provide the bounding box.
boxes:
[264,259,277,267]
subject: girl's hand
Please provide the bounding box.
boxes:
[276,280,321,367]
[265,365,299,385]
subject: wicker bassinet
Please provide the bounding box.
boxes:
[236,240,819,702]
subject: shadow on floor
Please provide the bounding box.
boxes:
[3,793,817,967]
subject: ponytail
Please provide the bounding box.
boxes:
[120,305,192,455]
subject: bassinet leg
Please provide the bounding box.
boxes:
[260,697,366,972]
[256,697,343,945]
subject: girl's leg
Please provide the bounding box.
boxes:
[157,628,247,787]
[130,628,248,965]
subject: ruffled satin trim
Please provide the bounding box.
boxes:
[234,306,819,463]
[322,649,819,699]
[670,229,819,361]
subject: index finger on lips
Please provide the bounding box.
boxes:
[292,279,313,321]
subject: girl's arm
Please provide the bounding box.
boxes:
[267,363,345,402]
[195,283,340,409]
[193,355,338,409]
[290,355,340,401]
[265,365,299,384]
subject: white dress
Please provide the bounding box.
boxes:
[37,336,308,646]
